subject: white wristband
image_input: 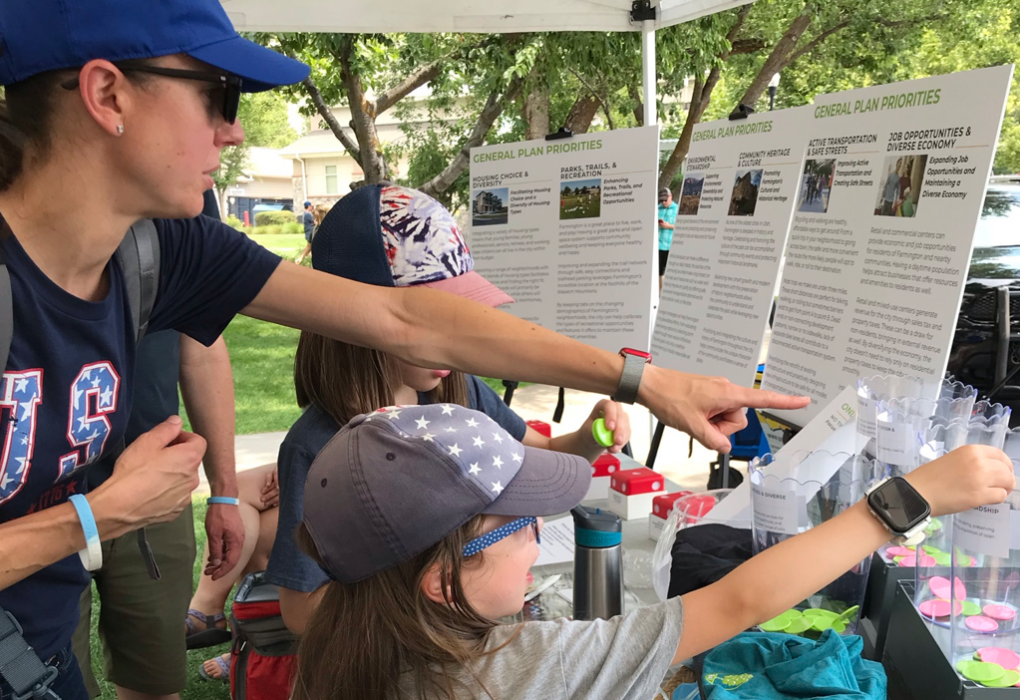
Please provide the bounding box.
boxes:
[69,494,103,571]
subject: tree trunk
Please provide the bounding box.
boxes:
[655,3,753,192]
[628,83,644,127]
[418,75,527,199]
[523,85,551,140]
[658,67,721,192]
[737,11,813,108]
[338,39,389,184]
[563,93,600,134]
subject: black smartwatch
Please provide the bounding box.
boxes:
[865,476,931,545]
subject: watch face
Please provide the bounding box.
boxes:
[869,477,931,532]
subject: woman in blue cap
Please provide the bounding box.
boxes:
[0,1,807,697]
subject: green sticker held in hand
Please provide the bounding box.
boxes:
[592,418,614,447]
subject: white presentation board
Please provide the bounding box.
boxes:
[469,126,660,353]
[651,107,810,386]
[763,66,1015,425]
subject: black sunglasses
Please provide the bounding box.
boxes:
[61,65,243,124]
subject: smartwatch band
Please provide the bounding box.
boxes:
[69,494,103,571]
[613,353,646,405]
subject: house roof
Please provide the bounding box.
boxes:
[242,147,294,179]
[279,130,351,158]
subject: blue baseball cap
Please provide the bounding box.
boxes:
[0,0,309,91]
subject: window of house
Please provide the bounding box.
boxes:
[325,165,338,194]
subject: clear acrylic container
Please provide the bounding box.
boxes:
[651,489,743,602]
[750,451,886,635]
[913,408,1018,688]
[856,375,939,459]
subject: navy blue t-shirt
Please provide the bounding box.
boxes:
[265,375,527,593]
[0,216,280,659]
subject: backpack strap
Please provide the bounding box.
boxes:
[0,609,59,700]
[0,246,11,378]
[115,219,160,342]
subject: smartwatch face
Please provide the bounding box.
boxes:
[869,477,931,532]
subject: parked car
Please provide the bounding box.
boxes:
[948,182,1020,420]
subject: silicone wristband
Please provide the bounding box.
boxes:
[69,494,102,571]
[207,496,240,506]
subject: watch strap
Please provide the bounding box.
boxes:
[612,353,645,404]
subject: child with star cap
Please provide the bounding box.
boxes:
[293,404,1015,700]
[238,185,632,662]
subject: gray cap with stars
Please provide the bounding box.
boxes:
[302,403,590,583]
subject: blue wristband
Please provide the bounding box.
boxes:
[207,496,240,506]
[69,494,102,571]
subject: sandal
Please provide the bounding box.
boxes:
[198,653,231,683]
[185,609,231,650]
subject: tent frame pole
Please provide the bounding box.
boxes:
[641,19,656,126]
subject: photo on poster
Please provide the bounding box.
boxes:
[729,168,763,216]
[472,187,510,226]
[875,154,927,218]
[678,173,705,215]
[798,159,836,214]
[559,178,602,220]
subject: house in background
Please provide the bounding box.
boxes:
[281,86,444,207]
[223,146,296,223]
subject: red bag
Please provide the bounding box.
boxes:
[229,572,299,700]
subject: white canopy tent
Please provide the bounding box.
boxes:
[221,0,756,125]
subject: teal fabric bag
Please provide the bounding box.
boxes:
[701,630,886,699]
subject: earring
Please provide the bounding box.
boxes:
[116,124,124,135]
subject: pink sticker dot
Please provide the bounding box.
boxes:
[978,647,1020,670]
[984,604,1017,622]
[929,576,967,601]
[967,615,1000,632]
[919,599,960,618]
[886,546,914,558]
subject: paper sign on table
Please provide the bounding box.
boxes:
[956,504,1011,559]
[470,126,660,354]
[534,517,576,567]
[763,66,1015,425]
[652,107,809,388]
[750,483,801,535]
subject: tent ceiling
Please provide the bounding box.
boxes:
[221,0,754,33]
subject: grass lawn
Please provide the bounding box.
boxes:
[87,500,233,700]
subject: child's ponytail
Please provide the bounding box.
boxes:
[291,519,498,700]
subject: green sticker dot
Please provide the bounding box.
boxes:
[961,601,982,616]
[804,608,839,620]
[592,418,614,447]
[811,618,847,633]
[934,553,952,567]
[960,661,1006,684]
[759,617,790,632]
[981,669,1020,688]
[785,617,813,635]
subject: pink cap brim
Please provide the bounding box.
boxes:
[417,271,514,308]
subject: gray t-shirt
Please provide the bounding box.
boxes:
[397,597,684,700]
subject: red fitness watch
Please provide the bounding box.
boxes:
[613,348,652,404]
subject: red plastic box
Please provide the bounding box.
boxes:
[608,467,665,520]
[526,420,552,438]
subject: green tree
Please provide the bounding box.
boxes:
[252,32,528,194]
[238,91,300,148]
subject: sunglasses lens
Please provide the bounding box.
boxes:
[224,83,241,124]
